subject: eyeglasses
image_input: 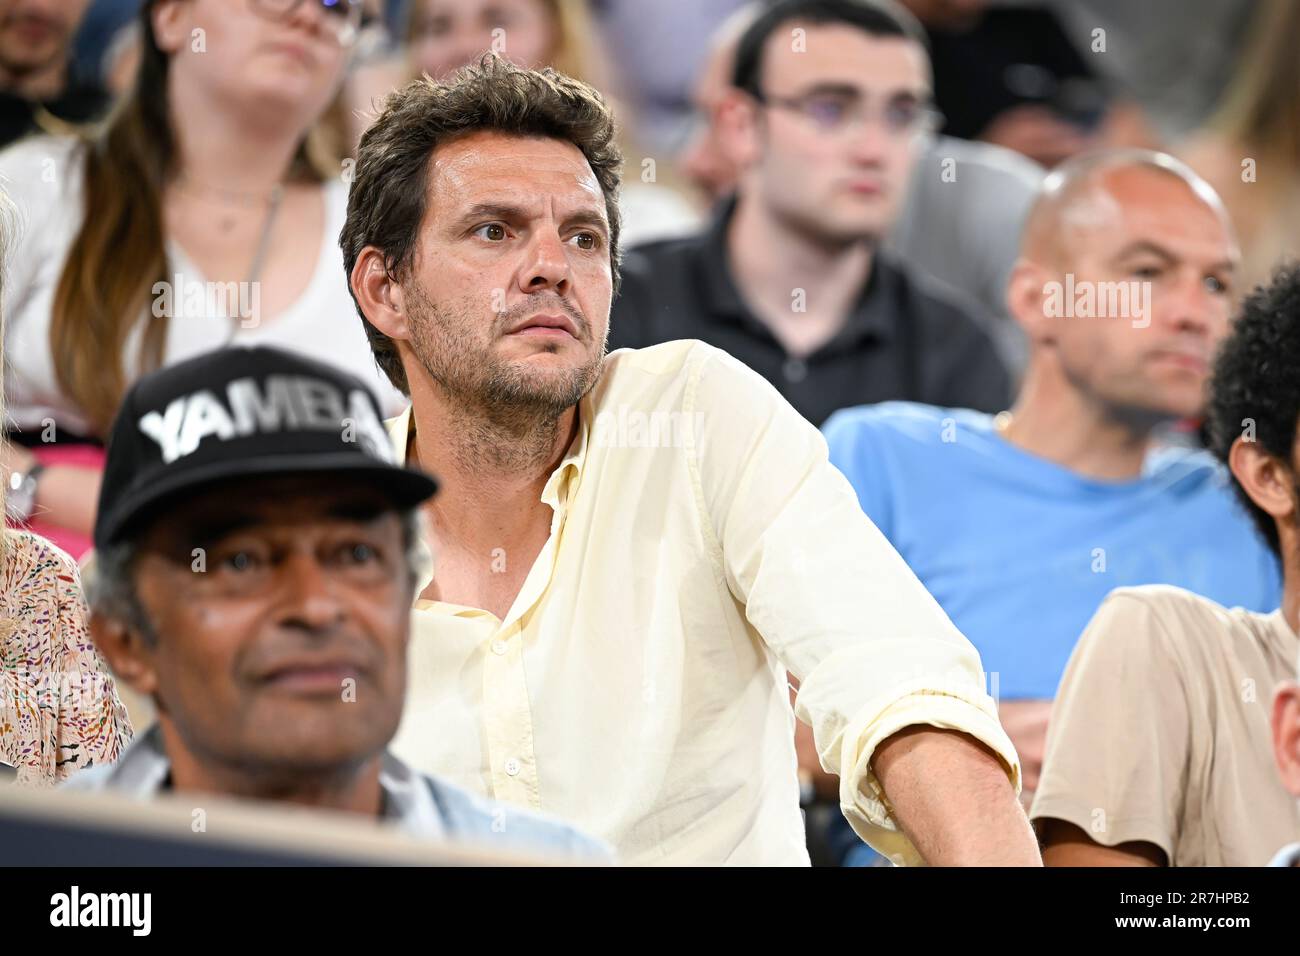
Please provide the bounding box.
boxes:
[755,88,943,140]
[247,0,364,45]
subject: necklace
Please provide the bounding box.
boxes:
[225,184,284,341]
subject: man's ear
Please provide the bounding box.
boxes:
[1007,258,1056,346]
[350,247,411,343]
[1228,437,1296,524]
[1271,682,1300,798]
[716,89,763,171]
[90,610,159,699]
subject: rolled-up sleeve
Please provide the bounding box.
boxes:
[686,346,1020,865]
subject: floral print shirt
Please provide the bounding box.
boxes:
[1,530,132,785]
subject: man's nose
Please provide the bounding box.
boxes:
[277,552,346,633]
[519,229,572,294]
[1158,273,1220,336]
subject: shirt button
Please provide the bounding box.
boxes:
[491,639,507,656]
[505,758,521,776]
[783,358,808,383]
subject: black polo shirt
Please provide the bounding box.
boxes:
[609,201,1012,426]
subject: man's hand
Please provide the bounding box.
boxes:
[873,726,1041,866]
[998,699,1053,800]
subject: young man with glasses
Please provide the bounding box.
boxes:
[610,0,1011,427]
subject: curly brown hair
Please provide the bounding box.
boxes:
[340,53,624,395]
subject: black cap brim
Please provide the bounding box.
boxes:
[93,453,438,551]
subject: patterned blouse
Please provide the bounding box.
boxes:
[0,530,132,786]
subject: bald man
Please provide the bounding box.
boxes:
[818,149,1281,862]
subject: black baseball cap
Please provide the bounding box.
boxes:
[93,345,437,550]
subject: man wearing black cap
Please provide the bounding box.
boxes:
[68,344,607,859]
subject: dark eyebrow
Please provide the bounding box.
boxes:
[787,82,862,100]
[452,202,531,229]
[1112,241,1238,274]
[1112,240,1177,263]
[562,209,611,238]
[452,201,609,238]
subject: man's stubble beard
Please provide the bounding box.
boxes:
[406,282,607,473]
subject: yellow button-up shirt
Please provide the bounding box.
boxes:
[389,340,1019,864]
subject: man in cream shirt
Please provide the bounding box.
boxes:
[342,53,1037,865]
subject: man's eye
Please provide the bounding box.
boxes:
[804,97,849,127]
[1204,275,1229,294]
[571,232,598,250]
[884,101,921,132]
[475,223,508,241]
[222,551,260,573]
[1131,264,1163,279]
[342,542,379,565]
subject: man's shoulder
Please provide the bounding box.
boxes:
[422,773,612,861]
[599,339,759,399]
[823,400,995,448]
[1089,584,1269,655]
[1144,442,1230,488]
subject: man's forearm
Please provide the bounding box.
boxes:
[872,725,1042,866]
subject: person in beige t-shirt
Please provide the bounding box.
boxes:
[1031,586,1299,866]
[1032,263,1300,866]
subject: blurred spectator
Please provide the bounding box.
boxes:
[71,0,141,88]
[1033,264,1300,866]
[682,1,1042,376]
[898,0,1109,168]
[0,0,106,147]
[393,0,698,245]
[1056,0,1253,145]
[590,0,749,155]
[612,0,1012,427]
[70,345,607,861]
[1180,0,1300,299]
[0,187,132,787]
[0,0,403,560]
[821,151,1281,865]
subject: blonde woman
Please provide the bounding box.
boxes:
[0,190,132,787]
[0,0,404,559]
[1179,0,1300,296]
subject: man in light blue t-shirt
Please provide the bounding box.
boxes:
[821,149,1280,863]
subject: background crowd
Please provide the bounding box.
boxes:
[1,0,1298,868]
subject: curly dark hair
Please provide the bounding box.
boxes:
[1206,263,1300,559]
[340,53,624,395]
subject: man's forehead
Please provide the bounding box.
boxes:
[760,22,928,93]
[429,132,604,203]
[1080,169,1236,260]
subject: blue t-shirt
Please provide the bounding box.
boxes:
[822,402,1282,700]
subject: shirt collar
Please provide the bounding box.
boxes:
[697,196,896,348]
[541,392,591,512]
[104,724,447,838]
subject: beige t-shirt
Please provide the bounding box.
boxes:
[1030,584,1300,866]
